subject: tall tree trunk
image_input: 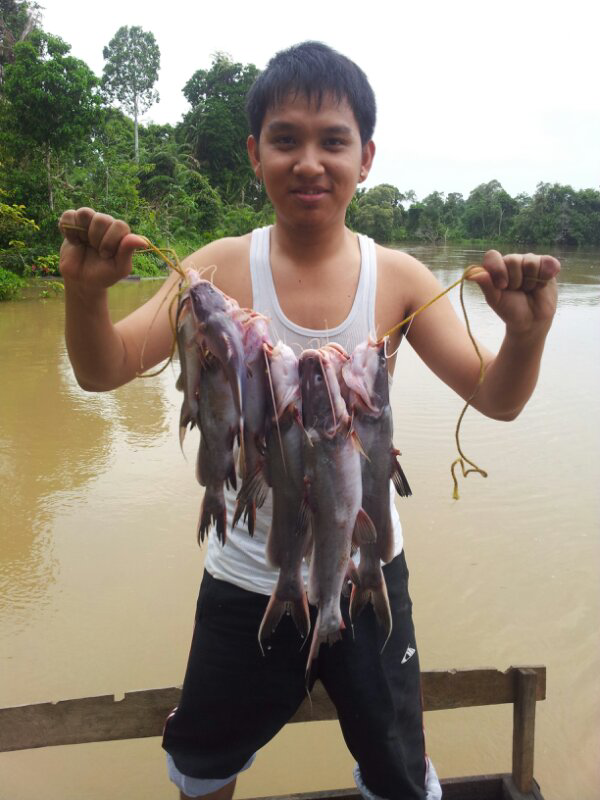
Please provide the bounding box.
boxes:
[134,97,139,164]
[45,148,54,212]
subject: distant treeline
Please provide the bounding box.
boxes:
[1,1,599,284]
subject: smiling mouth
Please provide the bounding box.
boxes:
[292,187,329,198]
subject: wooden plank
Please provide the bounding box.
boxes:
[511,669,538,793]
[0,687,181,752]
[422,666,545,712]
[245,775,512,800]
[438,774,505,800]
[244,791,361,800]
[0,666,546,752]
[502,775,544,800]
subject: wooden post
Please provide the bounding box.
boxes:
[512,667,538,792]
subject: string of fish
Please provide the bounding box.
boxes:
[58,223,548,500]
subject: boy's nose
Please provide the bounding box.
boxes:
[292,147,325,177]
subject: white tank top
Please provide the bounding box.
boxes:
[204,226,404,595]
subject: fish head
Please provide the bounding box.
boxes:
[342,339,388,415]
[267,341,300,418]
[300,349,347,435]
[189,279,229,322]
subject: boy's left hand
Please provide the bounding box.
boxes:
[468,250,560,335]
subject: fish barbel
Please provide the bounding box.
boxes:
[195,353,241,544]
[258,342,311,645]
[342,338,412,641]
[300,348,376,670]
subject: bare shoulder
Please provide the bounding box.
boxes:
[374,244,441,328]
[182,233,253,307]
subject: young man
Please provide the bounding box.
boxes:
[59,42,560,800]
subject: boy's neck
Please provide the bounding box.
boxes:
[271,218,354,263]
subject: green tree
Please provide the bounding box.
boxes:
[417,192,450,243]
[102,25,160,163]
[68,107,141,221]
[352,183,410,241]
[510,183,600,246]
[443,192,465,238]
[0,0,40,86]
[1,30,100,213]
[181,52,260,203]
[463,180,517,239]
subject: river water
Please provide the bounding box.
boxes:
[0,244,598,799]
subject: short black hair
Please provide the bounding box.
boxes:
[246,41,376,145]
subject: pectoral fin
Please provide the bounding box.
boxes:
[353,508,377,545]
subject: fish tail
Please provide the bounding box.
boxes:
[349,585,370,623]
[258,593,310,645]
[289,594,311,641]
[258,595,287,645]
[350,582,393,650]
[197,489,227,545]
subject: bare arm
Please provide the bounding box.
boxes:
[59,208,253,392]
[59,208,181,391]
[402,250,560,420]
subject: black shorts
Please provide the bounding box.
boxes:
[162,552,426,800]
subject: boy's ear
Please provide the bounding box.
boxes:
[247,135,262,180]
[358,140,376,183]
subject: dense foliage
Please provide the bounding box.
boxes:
[0,1,598,296]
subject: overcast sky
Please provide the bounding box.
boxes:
[42,0,599,200]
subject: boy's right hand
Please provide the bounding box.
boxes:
[59,207,148,292]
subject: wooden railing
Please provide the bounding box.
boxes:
[0,665,546,800]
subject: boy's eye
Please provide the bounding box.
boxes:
[273,135,295,147]
[323,138,345,148]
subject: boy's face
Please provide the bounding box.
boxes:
[247,92,374,229]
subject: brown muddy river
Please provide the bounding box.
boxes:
[1,244,598,799]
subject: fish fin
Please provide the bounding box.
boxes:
[342,561,360,598]
[234,465,268,535]
[349,585,370,622]
[221,331,233,362]
[353,508,377,545]
[391,452,412,497]
[237,418,246,478]
[245,503,256,537]
[178,403,194,452]
[350,428,369,460]
[197,489,226,545]
[238,464,269,509]
[195,447,202,485]
[258,595,286,645]
[351,581,392,644]
[225,461,237,492]
[297,499,312,537]
[372,582,393,652]
[175,372,184,392]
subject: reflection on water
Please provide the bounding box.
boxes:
[0,249,598,800]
